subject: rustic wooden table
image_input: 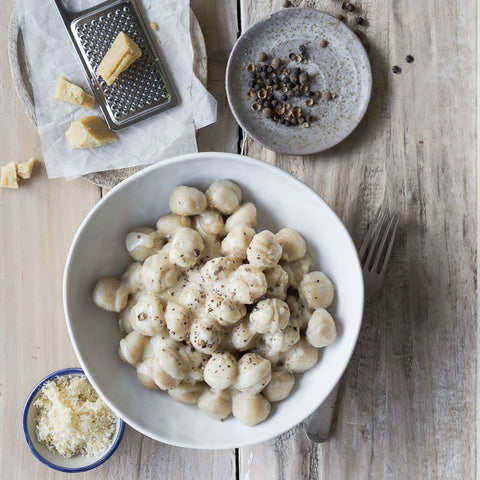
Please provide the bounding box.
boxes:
[0,0,477,479]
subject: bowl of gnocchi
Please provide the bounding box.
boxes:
[63,152,364,449]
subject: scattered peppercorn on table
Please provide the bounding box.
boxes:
[0,0,477,479]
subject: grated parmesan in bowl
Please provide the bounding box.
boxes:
[23,368,125,472]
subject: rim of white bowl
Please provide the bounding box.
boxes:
[22,367,125,472]
[63,152,364,449]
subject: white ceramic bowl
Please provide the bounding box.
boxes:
[23,368,125,472]
[63,152,363,449]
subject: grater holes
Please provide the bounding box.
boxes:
[73,5,175,124]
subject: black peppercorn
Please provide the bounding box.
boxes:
[271,57,282,69]
[299,44,306,53]
[355,17,363,25]
[293,67,300,75]
[285,120,291,127]
[289,52,296,61]
[405,55,414,63]
[257,52,267,62]
[299,72,308,85]
[392,65,401,74]
[262,108,273,119]
[281,94,288,102]
[346,3,355,11]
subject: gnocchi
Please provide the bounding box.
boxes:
[92,180,337,426]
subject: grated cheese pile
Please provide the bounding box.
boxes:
[33,374,117,458]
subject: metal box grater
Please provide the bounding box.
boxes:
[53,0,178,130]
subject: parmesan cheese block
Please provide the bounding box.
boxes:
[54,77,94,109]
[65,116,117,149]
[33,374,117,458]
[96,32,142,86]
[0,162,18,189]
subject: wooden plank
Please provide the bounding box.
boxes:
[0,1,239,479]
[96,2,240,477]
[238,0,477,479]
[192,0,240,154]
[0,7,102,477]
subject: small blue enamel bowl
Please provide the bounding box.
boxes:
[22,368,125,473]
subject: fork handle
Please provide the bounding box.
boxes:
[305,383,340,443]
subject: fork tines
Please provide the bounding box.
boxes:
[359,207,400,274]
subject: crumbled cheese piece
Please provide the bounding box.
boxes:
[54,77,95,110]
[65,116,117,149]
[16,158,36,179]
[33,374,117,458]
[96,32,142,86]
[150,21,158,31]
[0,162,18,189]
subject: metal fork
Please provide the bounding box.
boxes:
[306,206,400,443]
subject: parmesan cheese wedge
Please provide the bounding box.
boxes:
[54,77,94,110]
[96,32,142,86]
[66,116,117,149]
[0,162,18,189]
[16,158,36,179]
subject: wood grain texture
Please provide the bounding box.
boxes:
[0,0,477,478]
[0,1,238,479]
[191,0,240,154]
[239,0,477,479]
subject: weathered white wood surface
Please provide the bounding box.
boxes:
[239,0,477,479]
[0,0,477,479]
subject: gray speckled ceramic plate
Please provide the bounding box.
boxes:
[226,8,372,155]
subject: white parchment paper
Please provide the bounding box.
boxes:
[16,0,217,179]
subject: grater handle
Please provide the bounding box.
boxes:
[52,0,123,25]
[52,0,77,24]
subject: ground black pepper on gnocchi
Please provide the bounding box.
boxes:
[92,180,337,426]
